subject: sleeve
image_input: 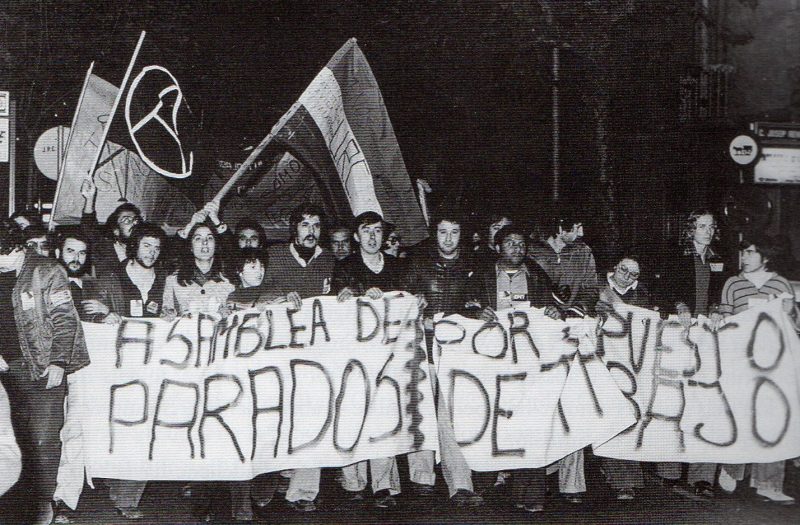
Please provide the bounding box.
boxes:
[333,259,359,295]
[574,251,599,314]
[0,383,21,497]
[43,266,80,368]
[719,277,735,316]
[162,274,177,313]
[80,211,107,247]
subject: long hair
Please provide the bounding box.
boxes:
[126,222,167,261]
[106,202,142,237]
[680,209,719,253]
[176,221,226,287]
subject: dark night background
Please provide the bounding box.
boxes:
[2,0,799,272]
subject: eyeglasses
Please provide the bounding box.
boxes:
[502,240,526,249]
[617,265,640,279]
[118,215,140,225]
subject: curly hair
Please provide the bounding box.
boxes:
[680,209,719,252]
[126,222,167,261]
[0,220,25,255]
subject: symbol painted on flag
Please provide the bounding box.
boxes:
[125,65,194,179]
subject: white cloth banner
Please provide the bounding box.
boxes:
[594,300,800,463]
[432,308,636,471]
[72,295,438,481]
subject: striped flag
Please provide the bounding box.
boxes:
[270,38,428,245]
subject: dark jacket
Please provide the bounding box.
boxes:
[333,252,404,295]
[12,253,89,380]
[97,261,169,318]
[81,211,126,278]
[476,260,555,310]
[661,247,728,315]
[404,248,480,318]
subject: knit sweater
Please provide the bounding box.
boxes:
[262,243,335,299]
[719,273,795,316]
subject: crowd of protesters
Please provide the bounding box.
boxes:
[0,176,798,523]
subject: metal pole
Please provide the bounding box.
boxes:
[552,45,560,203]
[8,100,15,215]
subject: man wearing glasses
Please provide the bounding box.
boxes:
[79,178,142,277]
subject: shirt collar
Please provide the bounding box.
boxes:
[496,263,529,278]
[607,272,638,295]
[289,243,323,268]
[69,277,83,288]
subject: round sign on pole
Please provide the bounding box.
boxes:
[34,125,69,180]
[729,134,759,166]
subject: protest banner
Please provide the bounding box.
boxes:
[432,308,636,471]
[70,295,438,481]
[594,300,800,463]
[211,38,428,246]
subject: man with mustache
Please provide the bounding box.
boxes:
[53,230,104,323]
[261,204,335,513]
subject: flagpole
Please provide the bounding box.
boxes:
[177,102,301,237]
[49,61,94,231]
[85,31,146,193]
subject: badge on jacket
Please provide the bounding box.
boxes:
[21,292,35,311]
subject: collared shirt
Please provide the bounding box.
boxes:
[289,243,323,268]
[607,272,638,296]
[126,261,156,304]
[363,251,385,274]
[496,264,529,310]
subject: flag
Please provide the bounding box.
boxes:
[50,60,195,227]
[51,67,117,224]
[206,151,323,242]
[269,38,428,245]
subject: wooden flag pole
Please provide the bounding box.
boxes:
[49,61,94,230]
[177,102,302,237]
[85,31,146,191]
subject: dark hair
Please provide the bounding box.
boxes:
[431,205,463,230]
[231,247,268,285]
[328,222,351,238]
[681,209,718,250]
[234,219,267,247]
[106,202,142,235]
[739,236,780,270]
[55,227,92,254]
[494,225,529,249]
[126,222,167,261]
[176,221,226,286]
[353,211,386,231]
[288,204,325,240]
[0,221,25,255]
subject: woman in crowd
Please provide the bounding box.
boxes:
[716,237,797,505]
[161,221,238,520]
[162,222,235,318]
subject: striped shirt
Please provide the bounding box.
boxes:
[719,273,795,315]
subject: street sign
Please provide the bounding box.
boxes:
[729,134,759,166]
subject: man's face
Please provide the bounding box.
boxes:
[488,217,512,246]
[692,214,716,247]
[500,233,527,267]
[330,230,351,261]
[191,226,216,261]
[436,221,461,258]
[237,228,260,249]
[559,223,584,244]
[294,214,321,249]
[740,244,767,273]
[136,236,162,269]
[115,211,140,239]
[356,221,383,256]
[612,258,640,288]
[58,238,89,277]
